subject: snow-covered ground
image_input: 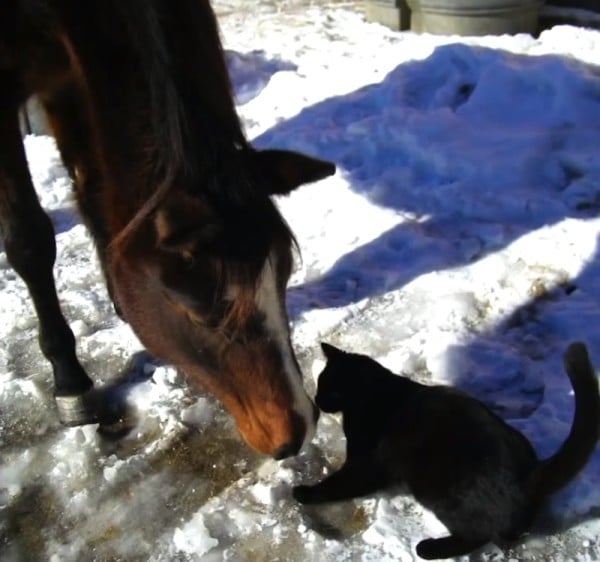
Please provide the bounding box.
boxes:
[2,2,600,561]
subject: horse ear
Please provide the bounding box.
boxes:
[321,342,344,359]
[154,193,222,254]
[253,149,335,195]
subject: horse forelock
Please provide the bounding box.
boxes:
[215,208,297,334]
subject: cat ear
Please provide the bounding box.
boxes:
[320,342,344,359]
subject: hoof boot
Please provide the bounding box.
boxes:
[55,393,97,426]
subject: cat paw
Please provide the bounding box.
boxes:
[415,539,439,560]
[292,484,319,504]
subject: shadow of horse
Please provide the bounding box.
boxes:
[82,350,162,439]
[252,43,600,546]
[252,43,600,319]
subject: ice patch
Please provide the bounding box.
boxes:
[173,512,219,558]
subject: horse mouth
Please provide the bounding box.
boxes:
[272,409,308,460]
[273,404,320,461]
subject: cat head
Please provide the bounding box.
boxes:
[315,342,379,413]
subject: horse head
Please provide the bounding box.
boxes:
[110,148,335,457]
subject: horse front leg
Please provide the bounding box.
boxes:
[0,104,95,425]
[42,84,124,321]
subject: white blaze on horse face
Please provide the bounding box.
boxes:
[255,253,317,450]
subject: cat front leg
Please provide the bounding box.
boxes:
[293,460,384,504]
[416,535,488,560]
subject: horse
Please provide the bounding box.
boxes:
[0,0,335,458]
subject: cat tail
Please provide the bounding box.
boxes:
[534,342,600,497]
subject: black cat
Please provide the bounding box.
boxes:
[293,342,600,560]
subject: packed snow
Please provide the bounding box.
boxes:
[2,2,600,561]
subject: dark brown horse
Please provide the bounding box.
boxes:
[0,0,335,458]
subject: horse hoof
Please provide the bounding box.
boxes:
[55,393,98,426]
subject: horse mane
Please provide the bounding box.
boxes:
[114,0,299,330]
[105,0,253,249]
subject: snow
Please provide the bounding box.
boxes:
[2,1,600,561]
